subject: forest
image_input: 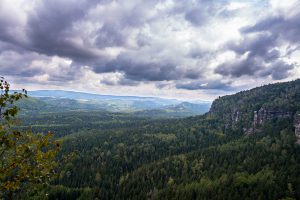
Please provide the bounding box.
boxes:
[2,79,300,200]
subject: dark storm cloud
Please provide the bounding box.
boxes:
[258,61,294,80]
[0,0,168,80]
[26,0,103,62]
[95,55,182,81]
[0,0,106,66]
[215,56,261,77]
[215,9,300,80]
[25,0,161,56]
[0,41,26,54]
[215,55,294,80]
[92,47,207,82]
[176,80,234,91]
[227,33,277,57]
[241,12,300,44]
[0,0,299,92]
[215,33,279,77]
[0,0,115,84]
[0,2,28,49]
[0,0,222,85]
[0,51,44,77]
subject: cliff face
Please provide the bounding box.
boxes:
[241,108,292,135]
[253,108,292,127]
[209,79,300,129]
[208,79,300,137]
[235,109,300,144]
[232,110,242,123]
[294,114,300,144]
[232,108,292,126]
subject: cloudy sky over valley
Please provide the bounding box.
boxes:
[0,0,300,100]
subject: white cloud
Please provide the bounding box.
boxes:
[0,0,299,101]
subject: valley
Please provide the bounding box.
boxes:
[15,79,300,200]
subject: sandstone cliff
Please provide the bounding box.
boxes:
[294,114,300,144]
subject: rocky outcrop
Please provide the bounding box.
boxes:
[245,109,300,142]
[232,110,242,123]
[253,108,292,127]
[294,114,300,144]
[245,108,292,135]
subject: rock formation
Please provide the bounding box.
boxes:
[245,108,292,135]
[253,108,292,127]
[294,114,300,144]
[232,110,242,123]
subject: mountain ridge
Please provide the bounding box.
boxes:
[23,89,210,103]
[16,90,211,117]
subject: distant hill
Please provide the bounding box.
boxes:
[167,102,210,114]
[26,90,180,102]
[16,90,211,117]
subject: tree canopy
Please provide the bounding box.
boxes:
[0,77,60,199]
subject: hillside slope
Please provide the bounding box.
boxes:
[209,79,300,129]
[114,79,300,200]
[20,80,300,200]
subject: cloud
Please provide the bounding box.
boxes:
[215,4,300,80]
[0,0,238,83]
[183,0,232,26]
[184,7,210,26]
[215,55,261,77]
[0,0,299,99]
[0,51,44,77]
[176,80,234,91]
[0,49,83,84]
[100,72,139,86]
[242,12,300,44]
[95,55,182,81]
[259,61,294,80]
[26,0,104,61]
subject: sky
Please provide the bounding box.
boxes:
[0,0,300,101]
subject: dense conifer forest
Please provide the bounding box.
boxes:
[6,79,300,199]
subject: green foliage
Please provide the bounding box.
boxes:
[209,79,300,128]
[10,79,300,199]
[24,111,300,199]
[0,78,60,199]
